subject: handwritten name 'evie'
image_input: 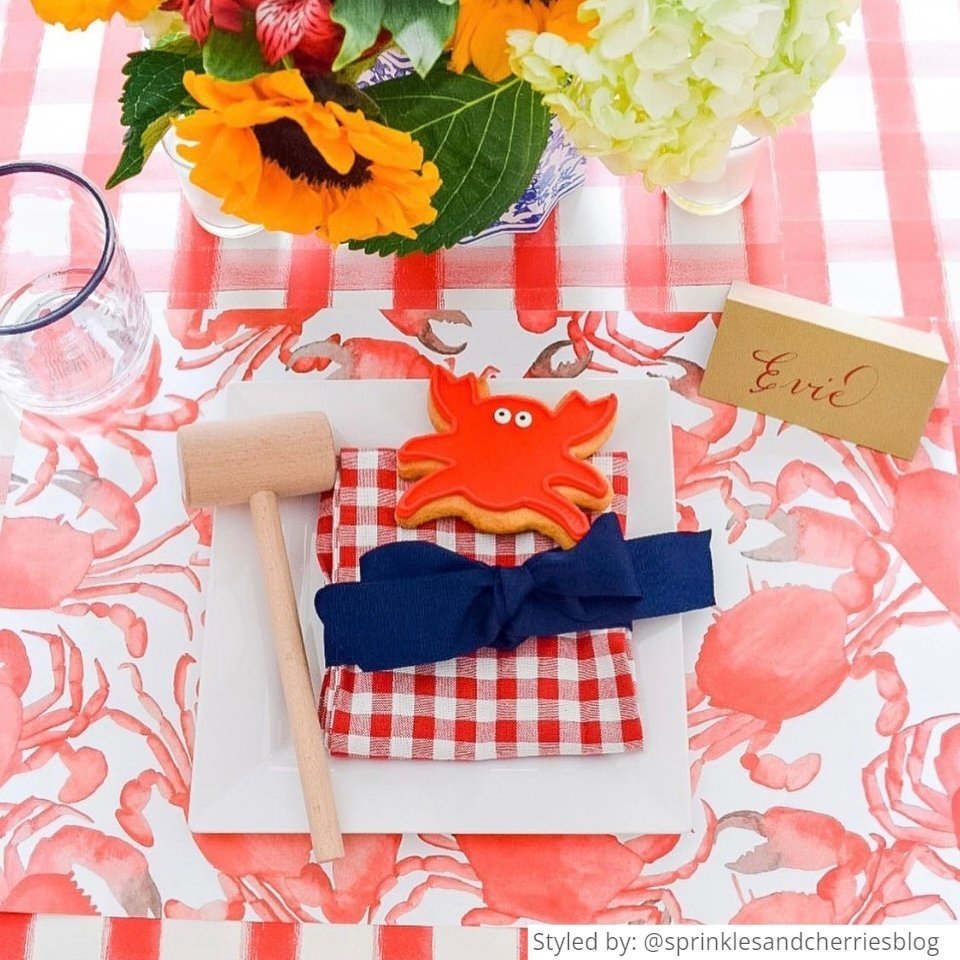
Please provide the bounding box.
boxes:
[700,282,948,460]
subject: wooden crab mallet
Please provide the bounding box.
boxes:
[178,413,343,862]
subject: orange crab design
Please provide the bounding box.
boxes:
[396,368,618,547]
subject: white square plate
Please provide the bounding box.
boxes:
[189,378,692,835]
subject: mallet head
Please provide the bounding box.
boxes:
[178,413,336,508]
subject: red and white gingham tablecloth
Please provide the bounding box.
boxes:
[2,0,960,957]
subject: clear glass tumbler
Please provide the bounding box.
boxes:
[0,162,153,415]
[665,127,764,216]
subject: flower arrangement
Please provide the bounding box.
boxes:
[31,0,859,254]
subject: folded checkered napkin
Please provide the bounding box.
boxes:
[316,448,643,760]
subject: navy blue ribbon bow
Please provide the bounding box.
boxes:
[315,513,715,671]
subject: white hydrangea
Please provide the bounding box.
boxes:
[508,0,860,186]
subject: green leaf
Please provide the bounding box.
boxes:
[106,133,149,190]
[154,33,201,56]
[106,46,202,188]
[331,0,386,70]
[330,0,457,76]
[140,113,174,158]
[106,111,175,189]
[119,47,202,125]
[383,0,458,77]
[202,17,268,81]
[353,66,550,256]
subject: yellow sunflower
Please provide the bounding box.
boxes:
[174,70,441,245]
[450,0,595,82]
[31,0,160,29]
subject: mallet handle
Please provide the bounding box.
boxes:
[249,489,344,862]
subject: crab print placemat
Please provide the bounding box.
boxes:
[0,303,957,924]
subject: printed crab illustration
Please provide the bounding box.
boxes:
[719,806,955,923]
[863,714,960,881]
[383,808,717,924]
[395,367,617,547]
[0,798,160,915]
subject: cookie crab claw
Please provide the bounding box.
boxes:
[526,340,593,379]
[381,310,471,355]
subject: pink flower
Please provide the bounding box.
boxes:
[174,0,345,71]
[256,0,343,70]
[173,0,255,42]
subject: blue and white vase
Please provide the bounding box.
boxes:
[360,50,585,245]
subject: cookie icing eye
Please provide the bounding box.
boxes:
[493,407,511,425]
[515,410,533,428]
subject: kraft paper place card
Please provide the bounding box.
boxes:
[700,282,949,460]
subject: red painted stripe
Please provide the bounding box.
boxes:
[216,246,288,298]
[742,140,785,290]
[333,249,394,292]
[514,209,559,310]
[935,316,960,473]
[83,16,223,310]
[583,157,617,187]
[862,0,947,320]
[84,20,226,306]
[243,922,300,960]
[104,918,161,960]
[622,176,668,311]
[376,926,433,960]
[0,5,44,152]
[394,253,442,310]
[83,18,137,190]
[168,208,221,310]
[668,246,747,285]
[558,245,625,292]
[443,245,514,291]
[518,927,529,960]
[0,915,33,960]
[286,236,332,311]
[0,7,44,284]
[811,134,884,170]
[822,220,898,261]
[770,120,829,302]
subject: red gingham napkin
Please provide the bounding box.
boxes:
[316,448,643,760]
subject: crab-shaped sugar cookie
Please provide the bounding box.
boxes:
[395,368,618,547]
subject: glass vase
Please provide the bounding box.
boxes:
[162,130,264,240]
[665,128,764,216]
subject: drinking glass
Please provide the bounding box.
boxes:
[665,127,764,216]
[0,162,153,415]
